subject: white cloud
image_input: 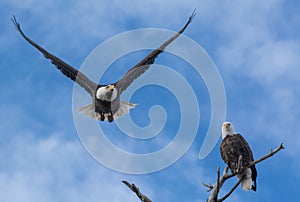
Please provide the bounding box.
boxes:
[248,40,299,84]
[0,133,139,202]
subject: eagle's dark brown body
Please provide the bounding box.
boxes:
[220,134,257,191]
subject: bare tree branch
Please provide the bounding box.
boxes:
[122,180,152,202]
[202,182,214,192]
[205,143,285,202]
[249,143,285,167]
[218,176,243,202]
[206,167,229,202]
[215,166,221,201]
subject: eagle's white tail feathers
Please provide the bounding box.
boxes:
[78,101,136,120]
[114,101,136,119]
[241,177,252,191]
[78,104,100,119]
[238,168,253,191]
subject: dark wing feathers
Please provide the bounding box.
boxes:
[220,134,254,172]
[116,10,196,94]
[13,11,196,96]
[12,16,97,96]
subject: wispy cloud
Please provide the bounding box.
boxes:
[0,132,140,202]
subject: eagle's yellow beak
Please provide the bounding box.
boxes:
[108,85,115,90]
[224,123,230,127]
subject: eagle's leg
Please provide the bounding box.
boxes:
[237,155,243,173]
[107,112,114,123]
[99,112,105,121]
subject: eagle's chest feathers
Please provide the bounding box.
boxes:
[95,99,112,113]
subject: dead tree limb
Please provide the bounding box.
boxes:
[218,176,243,202]
[215,166,221,201]
[122,180,152,202]
[202,182,214,192]
[205,143,284,202]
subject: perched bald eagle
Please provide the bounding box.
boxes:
[12,11,195,122]
[220,122,257,191]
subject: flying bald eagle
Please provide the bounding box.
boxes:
[220,122,257,191]
[12,11,195,122]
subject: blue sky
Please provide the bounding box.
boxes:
[1,0,300,201]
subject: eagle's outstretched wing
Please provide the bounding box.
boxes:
[12,16,98,96]
[115,10,196,94]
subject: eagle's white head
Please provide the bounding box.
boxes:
[222,121,236,139]
[96,85,118,102]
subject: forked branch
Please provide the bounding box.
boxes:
[122,180,152,202]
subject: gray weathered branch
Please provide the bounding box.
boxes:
[122,180,152,202]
